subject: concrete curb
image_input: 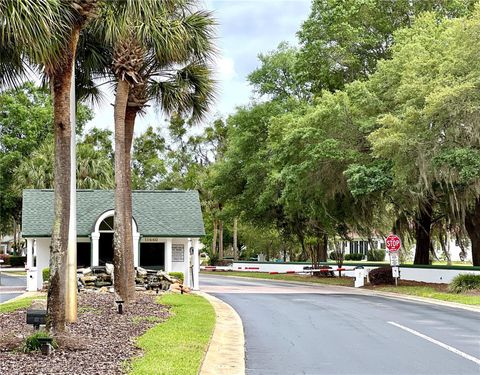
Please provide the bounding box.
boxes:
[202,273,480,314]
[196,291,245,375]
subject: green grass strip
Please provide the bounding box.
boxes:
[204,271,354,286]
[0,295,46,314]
[376,286,480,305]
[129,293,215,375]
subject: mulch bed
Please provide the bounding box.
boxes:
[0,291,170,375]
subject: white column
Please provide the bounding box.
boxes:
[26,238,33,269]
[186,238,192,288]
[133,233,140,267]
[91,233,100,266]
[165,238,172,273]
[193,238,200,290]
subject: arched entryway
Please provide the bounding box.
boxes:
[91,210,140,267]
[98,215,114,265]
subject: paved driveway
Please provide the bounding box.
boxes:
[0,272,26,304]
[201,274,480,375]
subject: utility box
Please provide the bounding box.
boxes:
[27,268,38,291]
[354,266,365,288]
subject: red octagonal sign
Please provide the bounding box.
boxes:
[386,234,401,253]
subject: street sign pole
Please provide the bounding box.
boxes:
[386,234,401,287]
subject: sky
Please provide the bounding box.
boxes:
[85,0,312,135]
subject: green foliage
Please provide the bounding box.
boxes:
[345,253,364,261]
[0,83,94,234]
[448,274,480,293]
[248,42,310,102]
[168,272,184,283]
[23,331,57,353]
[297,0,477,93]
[42,267,50,282]
[367,249,386,262]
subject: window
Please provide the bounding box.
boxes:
[172,244,184,262]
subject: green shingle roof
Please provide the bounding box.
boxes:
[22,189,205,237]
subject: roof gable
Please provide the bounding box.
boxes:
[22,189,205,237]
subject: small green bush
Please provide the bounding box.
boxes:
[8,256,26,267]
[367,249,386,261]
[23,331,57,353]
[345,253,363,261]
[329,251,337,260]
[208,254,219,266]
[449,274,480,293]
[42,268,50,282]
[168,272,184,283]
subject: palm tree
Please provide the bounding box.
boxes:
[87,0,216,302]
[14,141,114,190]
[0,0,99,332]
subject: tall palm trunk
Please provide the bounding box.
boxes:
[124,105,137,302]
[113,79,133,303]
[47,26,80,333]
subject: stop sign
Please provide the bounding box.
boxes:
[386,234,401,253]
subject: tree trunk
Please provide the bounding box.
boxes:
[219,220,224,259]
[212,219,218,255]
[233,217,238,260]
[465,198,480,266]
[319,233,328,262]
[47,26,80,333]
[123,106,137,302]
[414,202,433,265]
[113,79,132,303]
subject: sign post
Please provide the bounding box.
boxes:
[386,234,401,286]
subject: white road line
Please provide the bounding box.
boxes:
[388,321,480,366]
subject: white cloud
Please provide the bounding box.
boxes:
[214,55,237,81]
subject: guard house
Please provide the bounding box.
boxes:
[22,189,205,291]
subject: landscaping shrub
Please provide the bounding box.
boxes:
[168,272,184,283]
[23,331,57,353]
[449,274,480,293]
[8,256,26,267]
[367,249,386,261]
[329,251,338,260]
[208,254,219,266]
[369,266,394,285]
[42,268,50,282]
[345,253,363,261]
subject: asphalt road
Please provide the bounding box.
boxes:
[0,272,26,303]
[201,274,480,375]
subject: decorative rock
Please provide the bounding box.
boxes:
[136,267,148,276]
[105,263,114,275]
[31,299,47,310]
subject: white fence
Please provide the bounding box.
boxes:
[230,262,480,284]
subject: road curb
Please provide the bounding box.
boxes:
[202,273,480,314]
[196,291,245,375]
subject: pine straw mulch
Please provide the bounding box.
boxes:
[0,290,170,375]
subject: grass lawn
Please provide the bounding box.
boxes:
[0,295,46,314]
[129,293,215,375]
[202,271,354,286]
[375,286,480,305]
